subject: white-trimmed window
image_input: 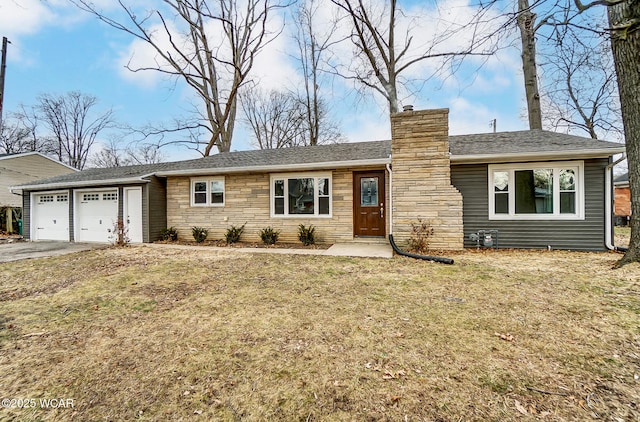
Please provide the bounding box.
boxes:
[191,177,225,207]
[488,161,584,220]
[271,173,331,217]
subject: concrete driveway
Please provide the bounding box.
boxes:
[0,241,106,263]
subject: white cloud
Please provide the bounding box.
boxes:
[115,26,172,90]
[0,0,57,38]
[245,13,302,92]
[112,3,300,93]
[0,0,100,64]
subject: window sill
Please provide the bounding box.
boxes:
[489,214,584,221]
[190,204,225,208]
[270,214,333,219]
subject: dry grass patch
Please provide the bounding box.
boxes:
[615,226,631,249]
[0,247,638,421]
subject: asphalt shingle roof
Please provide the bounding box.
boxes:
[614,173,629,184]
[15,130,624,189]
[449,129,623,156]
[169,140,391,171]
[14,161,178,187]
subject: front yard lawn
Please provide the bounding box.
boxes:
[0,247,638,421]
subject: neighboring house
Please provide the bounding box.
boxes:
[0,152,76,233]
[13,108,626,251]
[614,172,630,225]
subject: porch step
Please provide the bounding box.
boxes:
[350,237,389,245]
[325,242,393,258]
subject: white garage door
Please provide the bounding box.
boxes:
[32,192,70,241]
[75,190,119,242]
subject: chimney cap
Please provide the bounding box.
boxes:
[402,105,414,112]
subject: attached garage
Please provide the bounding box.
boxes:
[74,189,119,242]
[31,191,70,241]
[16,164,169,244]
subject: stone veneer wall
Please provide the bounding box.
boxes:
[166,166,387,244]
[391,108,464,250]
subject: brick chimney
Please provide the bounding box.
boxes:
[390,108,463,250]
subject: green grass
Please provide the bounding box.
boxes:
[0,246,638,421]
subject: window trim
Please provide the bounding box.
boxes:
[488,161,585,220]
[190,177,225,207]
[270,172,332,218]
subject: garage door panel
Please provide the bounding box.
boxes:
[33,193,69,241]
[75,190,119,243]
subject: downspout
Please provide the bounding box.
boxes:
[385,161,454,265]
[605,154,627,251]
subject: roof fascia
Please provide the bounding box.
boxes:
[155,158,391,176]
[450,148,626,164]
[13,176,152,191]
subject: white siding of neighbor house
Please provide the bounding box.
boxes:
[1,154,75,207]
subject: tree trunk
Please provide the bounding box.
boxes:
[517,0,542,130]
[609,1,640,266]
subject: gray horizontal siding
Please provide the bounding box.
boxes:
[146,176,167,242]
[451,159,611,251]
[22,193,31,240]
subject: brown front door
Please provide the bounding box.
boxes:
[353,171,386,237]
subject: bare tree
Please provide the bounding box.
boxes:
[292,0,344,145]
[603,0,640,266]
[90,138,130,168]
[126,143,165,165]
[240,88,306,149]
[12,106,47,153]
[0,107,52,154]
[540,25,621,139]
[71,0,286,155]
[517,0,543,129]
[0,121,31,154]
[90,138,165,168]
[36,92,114,170]
[329,0,498,115]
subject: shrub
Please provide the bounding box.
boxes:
[408,218,434,254]
[225,223,246,244]
[161,227,178,241]
[260,226,280,245]
[298,224,316,246]
[191,226,208,243]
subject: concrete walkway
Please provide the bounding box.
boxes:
[0,240,394,263]
[140,242,394,259]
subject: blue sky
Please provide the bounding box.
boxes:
[1,0,528,162]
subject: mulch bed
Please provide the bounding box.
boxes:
[154,239,331,250]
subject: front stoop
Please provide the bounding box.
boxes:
[324,243,393,258]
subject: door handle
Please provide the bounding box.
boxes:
[380,203,384,218]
